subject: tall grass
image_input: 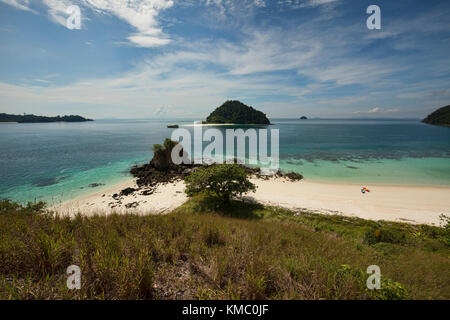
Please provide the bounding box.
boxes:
[0,198,448,300]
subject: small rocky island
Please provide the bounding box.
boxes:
[300,116,308,120]
[0,113,93,123]
[422,105,450,127]
[205,100,271,125]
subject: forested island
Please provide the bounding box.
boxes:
[0,113,93,123]
[422,105,450,127]
[205,100,271,125]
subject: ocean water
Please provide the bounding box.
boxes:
[0,118,449,204]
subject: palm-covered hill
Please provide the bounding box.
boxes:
[422,105,450,127]
[205,100,271,125]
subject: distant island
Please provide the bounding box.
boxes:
[422,105,450,127]
[0,113,93,123]
[205,100,271,125]
[300,116,308,120]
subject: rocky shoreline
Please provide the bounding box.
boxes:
[85,162,304,212]
[128,161,303,194]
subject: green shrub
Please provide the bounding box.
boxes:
[364,226,406,245]
[367,277,408,300]
[185,164,256,203]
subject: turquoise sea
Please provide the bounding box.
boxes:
[0,119,449,204]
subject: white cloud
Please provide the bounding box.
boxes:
[0,0,36,12]
[365,7,450,45]
[301,61,402,86]
[81,0,173,47]
[153,105,177,117]
[253,0,265,7]
[351,107,402,116]
[42,0,74,27]
[300,0,339,8]
[202,0,266,20]
[18,0,174,47]
[397,88,450,100]
[215,30,322,75]
[364,31,397,40]
[204,0,265,8]
[33,78,52,84]
[127,33,171,47]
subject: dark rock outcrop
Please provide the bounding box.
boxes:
[131,139,303,188]
[120,187,136,196]
[88,183,105,188]
[282,171,304,181]
[130,162,198,187]
[131,160,303,187]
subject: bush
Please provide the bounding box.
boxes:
[364,226,406,245]
[440,214,450,230]
[368,277,408,300]
[185,164,256,203]
[337,264,408,300]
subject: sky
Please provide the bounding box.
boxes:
[0,0,449,119]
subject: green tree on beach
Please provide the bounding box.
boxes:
[185,164,256,203]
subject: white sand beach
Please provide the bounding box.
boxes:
[52,179,188,216]
[245,178,450,225]
[52,176,450,226]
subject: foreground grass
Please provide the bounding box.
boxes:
[0,197,449,300]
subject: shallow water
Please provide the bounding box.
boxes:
[0,118,449,204]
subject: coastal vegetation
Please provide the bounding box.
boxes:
[205,100,271,125]
[0,198,448,299]
[0,113,92,123]
[185,164,256,203]
[422,105,450,127]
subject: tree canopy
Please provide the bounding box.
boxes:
[185,164,256,202]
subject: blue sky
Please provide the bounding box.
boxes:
[0,0,449,119]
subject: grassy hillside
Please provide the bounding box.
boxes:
[0,197,449,300]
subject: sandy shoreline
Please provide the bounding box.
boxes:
[52,176,450,226]
[52,179,188,216]
[245,178,449,225]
